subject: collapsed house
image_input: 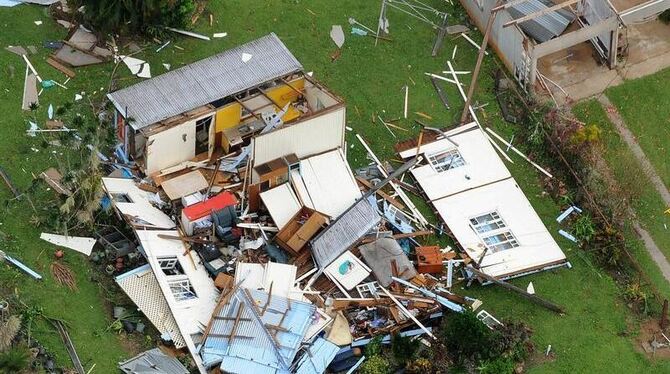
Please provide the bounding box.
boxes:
[107,32,344,175]
[396,122,568,279]
[101,32,570,374]
[459,0,670,98]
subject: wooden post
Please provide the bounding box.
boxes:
[460,1,503,124]
[467,266,565,314]
[662,299,669,330]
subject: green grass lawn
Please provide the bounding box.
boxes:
[605,68,670,188]
[1,1,669,372]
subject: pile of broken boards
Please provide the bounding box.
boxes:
[102,148,486,373]
[46,24,113,78]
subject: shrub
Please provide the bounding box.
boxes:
[406,357,432,373]
[391,333,418,364]
[73,0,198,37]
[479,356,516,374]
[365,336,383,357]
[440,311,497,365]
[661,9,670,24]
[573,215,596,243]
[0,345,30,373]
[359,355,391,374]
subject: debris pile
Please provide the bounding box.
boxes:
[0,3,574,372]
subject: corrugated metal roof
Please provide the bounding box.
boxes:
[108,33,303,130]
[508,0,575,43]
[293,337,340,374]
[200,288,315,373]
[310,196,381,269]
[119,348,189,374]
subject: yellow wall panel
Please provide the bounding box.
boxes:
[267,78,305,106]
[215,103,241,132]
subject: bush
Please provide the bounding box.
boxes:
[479,356,516,374]
[0,345,30,373]
[406,357,432,373]
[661,9,670,24]
[391,333,418,364]
[359,355,391,374]
[73,0,198,37]
[573,215,596,243]
[365,336,383,357]
[440,311,497,365]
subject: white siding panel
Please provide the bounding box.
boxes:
[408,127,511,201]
[299,149,361,218]
[433,178,566,278]
[260,183,302,229]
[146,121,196,174]
[252,107,345,167]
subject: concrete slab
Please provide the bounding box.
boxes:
[537,20,670,101]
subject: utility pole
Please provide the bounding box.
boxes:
[460,0,505,124]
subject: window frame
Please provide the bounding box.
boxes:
[167,277,197,301]
[469,211,506,234]
[482,231,520,252]
[427,148,466,173]
[468,210,520,253]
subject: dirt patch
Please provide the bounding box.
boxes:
[116,333,144,357]
[635,318,670,359]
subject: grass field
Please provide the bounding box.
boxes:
[606,68,670,188]
[1,1,669,372]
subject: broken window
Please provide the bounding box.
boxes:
[168,277,197,301]
[469,211,506,234]
[158,256,184,276]
[111,193,132,203]
[427,149,465,172]
[483,231,519,252]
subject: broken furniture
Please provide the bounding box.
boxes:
[254,154,299,191]
[180,191,237,235]
[275,207,328,256]
[416,246,444,274]
[96,226,137,258]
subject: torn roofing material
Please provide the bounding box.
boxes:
[359,237,417,287]
[293,337,340,374]
[118,347,188,374]
[200,288,315,373]
[101,177,176,229]
[507,0,575,43]
[310,196,381,269]
[107,33,303,131]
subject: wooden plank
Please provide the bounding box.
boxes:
[202,281,244,341]
[503,0,580,28]
[492,0,532,11]
[228,303,245,346]
[467,266,565,314]
[157,234,216,245]
[47,57,76,78]
[532,16,619,58]
[356,176,404,210]
[52,320,85,374]
[161,170,209,200]
[0,166,19,198]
